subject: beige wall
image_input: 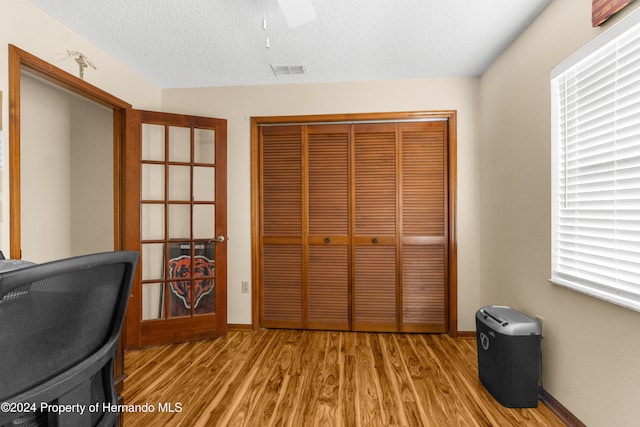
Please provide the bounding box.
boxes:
[70,95,114,257]
[20,75,72,261]
[0,0,162,252]
[479,0,640,425]
[162,78,482,328]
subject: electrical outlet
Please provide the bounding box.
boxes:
[242,281,249,293]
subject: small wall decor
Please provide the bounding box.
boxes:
[593,0,636,26]
[66,50,97,79]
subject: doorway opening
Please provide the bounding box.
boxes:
[8,45,131,260]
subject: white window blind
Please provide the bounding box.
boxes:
[551,9,640,311]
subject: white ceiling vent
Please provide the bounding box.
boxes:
[270,64,307,76]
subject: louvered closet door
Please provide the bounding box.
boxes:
[307,124,350,330]
[261,126,304,328]
[400,122,448,332]
[353,123,398,332]
[258,116,451,333]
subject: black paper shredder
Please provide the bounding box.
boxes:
[475,305,542,408]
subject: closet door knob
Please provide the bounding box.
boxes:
[324,237,331,243]
[372,238,378,244]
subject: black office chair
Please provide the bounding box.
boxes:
[0,251,138,427]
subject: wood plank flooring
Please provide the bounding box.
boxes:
[122,329,564,426]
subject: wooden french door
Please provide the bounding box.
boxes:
[254,112,457,334]
[124,110,227,349]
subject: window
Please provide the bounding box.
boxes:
[551,8,640,311]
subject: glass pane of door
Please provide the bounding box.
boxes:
[142,164,164,200]
[193,166,215,201]
[142,124,164,161]
[140,123,218,321]
[168,165,191,201]
[195,128,215,164]
[142,283,164,320]
[168,126,191,162]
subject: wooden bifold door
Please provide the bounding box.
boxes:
[253,112,457,334]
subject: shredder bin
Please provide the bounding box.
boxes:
[476,305,542,408]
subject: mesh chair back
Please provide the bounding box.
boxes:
[0,251,138,427]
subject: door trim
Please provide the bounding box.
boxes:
[8,44,131,259]
[250,111,458,336]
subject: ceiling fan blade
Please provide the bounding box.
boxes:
[277,0,317,28]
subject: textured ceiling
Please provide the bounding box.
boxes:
[29,0,551,88]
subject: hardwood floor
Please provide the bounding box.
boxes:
[122,329,564,426]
